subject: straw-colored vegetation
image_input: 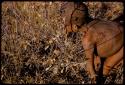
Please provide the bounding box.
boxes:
[1,1,123,84]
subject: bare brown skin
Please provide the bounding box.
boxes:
[94,55,101,72]
[65,19,123,83]
[62,2,123,83]
[61,2,89,28]
[65,20,123,83]
[81,20,123,81]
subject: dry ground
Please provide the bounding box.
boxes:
[1,1,123,84]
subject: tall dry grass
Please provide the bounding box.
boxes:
[1,1,123,84]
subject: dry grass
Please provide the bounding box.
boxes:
[1,1,123,84]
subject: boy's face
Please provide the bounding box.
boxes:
[60,2,87,26]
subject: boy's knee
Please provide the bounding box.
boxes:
[103,64,111,76]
